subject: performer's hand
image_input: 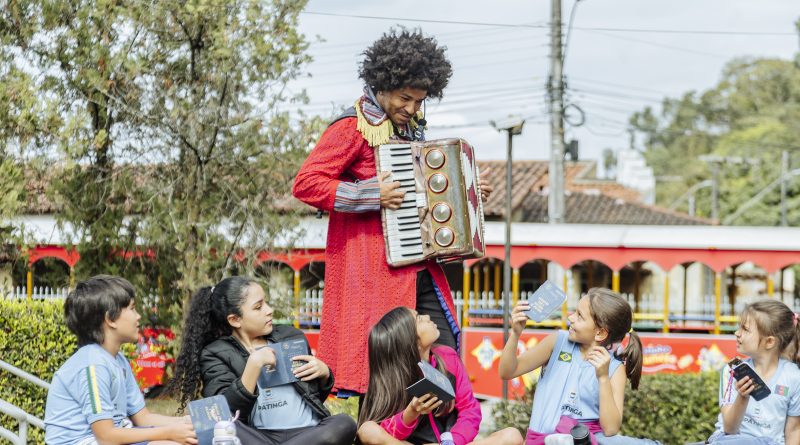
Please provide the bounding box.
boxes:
[510,301,530,336]
[379,171,405,209]
[479,178,493,202]
[291,354,330,382]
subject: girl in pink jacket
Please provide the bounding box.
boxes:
[357,307,522,445]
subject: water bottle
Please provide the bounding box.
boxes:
[570,424,591,445]
[439,431,455,445]
[212,419,242,445]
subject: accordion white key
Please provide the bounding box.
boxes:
[376,138,486,267]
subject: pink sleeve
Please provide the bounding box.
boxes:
[436,346,482,445]
[292,119,368,212]
[379,410,418,440]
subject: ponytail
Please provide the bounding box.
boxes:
[586,288,643,390]
[168,277,256,411]
[622,330,643,390]
[790,313,800,366]
[168,286,222,412]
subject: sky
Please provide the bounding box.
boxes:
[288,0,799,172]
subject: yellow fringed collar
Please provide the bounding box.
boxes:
[354,97,424,147]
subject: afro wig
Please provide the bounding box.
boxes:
[359,28,452,99]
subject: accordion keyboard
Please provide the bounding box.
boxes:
[378,144,426,264]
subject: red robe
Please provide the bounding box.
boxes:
[292,117,458,393]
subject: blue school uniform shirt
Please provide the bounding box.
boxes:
[712,358,800,444]
[528,330,624,433]
[249,341,319,430]
[45,343,146,445]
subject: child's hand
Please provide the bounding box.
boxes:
[734,375,755,399]
[167,420,197,445]
[403,393,443,424]
[511,301,530,336]
[586,346,611,379]
[249,346,277,369]
[291,354,330,381]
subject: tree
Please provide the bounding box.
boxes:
[1,0,323,318]
[630,56,800,226]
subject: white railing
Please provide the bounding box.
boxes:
[0,360,49,444]
[295,289,565,327]
[2,287,161,302]
[3,286,70,300]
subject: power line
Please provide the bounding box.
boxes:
[302,11,798,36]
[580,29,729,59]
[569,76,672,96]
[302,11,547,29]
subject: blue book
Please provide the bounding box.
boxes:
[257,339,309,388]
[406,360,455,402]
[187,395,232,445]
[525,280,567,322]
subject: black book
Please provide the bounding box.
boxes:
[405,360,455,403]
[187,395,232,445]
[728,357,771,401]
[257,339,309,388]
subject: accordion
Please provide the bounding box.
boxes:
[376,138,486,267]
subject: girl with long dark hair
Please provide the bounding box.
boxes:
[357,306,522,445]
[169,276,356,445]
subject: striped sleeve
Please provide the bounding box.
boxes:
[333,176,381,213]
[75,365,115,423]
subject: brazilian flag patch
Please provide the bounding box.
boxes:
[558,351,572,363]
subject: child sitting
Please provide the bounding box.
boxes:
[44,275,196,445]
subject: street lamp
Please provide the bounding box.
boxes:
[491,115,525,400]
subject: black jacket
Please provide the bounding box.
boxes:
[199,325,334,425]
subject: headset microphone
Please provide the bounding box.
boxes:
[417,100,427,127]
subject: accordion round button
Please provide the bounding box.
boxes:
[432,203,452,223]
[429,173,448,193]
[426,150,445,169]
[435,227,454,247]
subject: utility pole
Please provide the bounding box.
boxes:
[781,150,789,226]
[491,116,525,401]
[548,0,565,224]
[699,155,759,223]
[710,161,720,222]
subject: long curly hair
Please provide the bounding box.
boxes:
[167,276,255,412]
[359,28,452,99]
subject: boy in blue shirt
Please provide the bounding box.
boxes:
[45,275,197,445]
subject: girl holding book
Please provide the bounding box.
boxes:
[358,306,523,445]
[170,276,356,445]
[706,299,800,445]
[499,288,659,445]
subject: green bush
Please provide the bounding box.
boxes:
[492,372,719,445]
[0,298,77,444]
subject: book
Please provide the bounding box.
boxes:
[256,339,309,388]
[525,280,567,322]
[406,360,455,403]
[728,357,771,401]
[187,395,232,445]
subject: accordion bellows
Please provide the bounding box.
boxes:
[376,138,486,267]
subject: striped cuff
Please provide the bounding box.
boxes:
[334,177,380,213]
